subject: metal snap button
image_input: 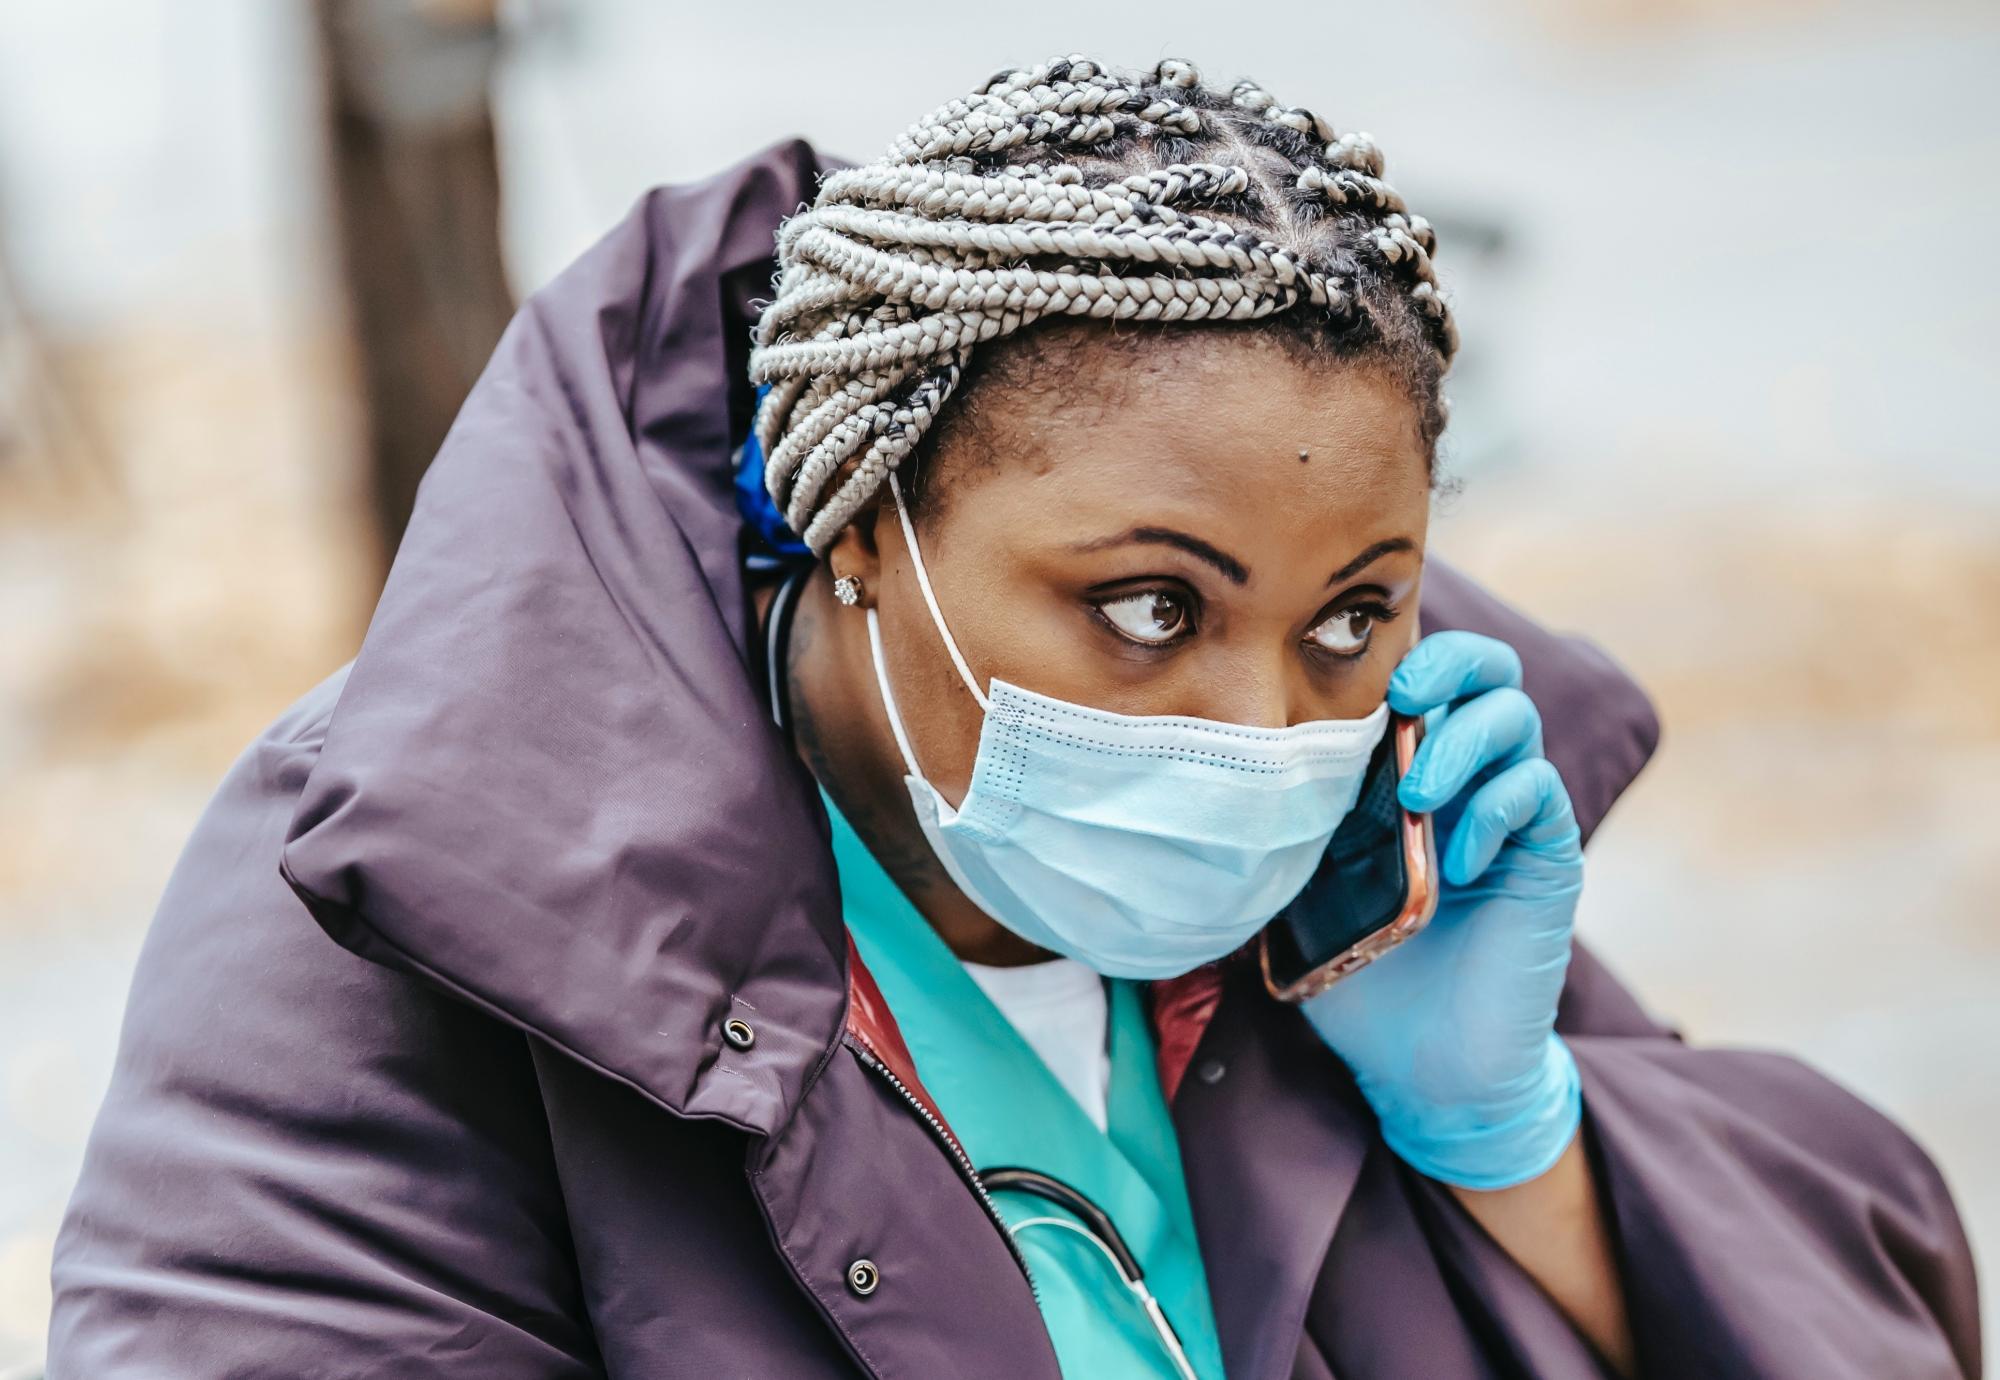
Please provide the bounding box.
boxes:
[722,1017,756,1051]
[1197,1058,1227,1086]
[845,1258,880,1297]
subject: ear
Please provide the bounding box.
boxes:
[825,496,888,610]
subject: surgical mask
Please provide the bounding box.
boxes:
[869,474,1390,980]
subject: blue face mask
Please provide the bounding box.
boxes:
[870,475,1390,980]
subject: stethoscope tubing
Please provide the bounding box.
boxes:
[979,1166,1146,1280]
[979,1165,1200,1380]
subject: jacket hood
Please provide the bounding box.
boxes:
[281,139,1660,1136]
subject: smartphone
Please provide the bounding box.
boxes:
[1260,712,1438,1002]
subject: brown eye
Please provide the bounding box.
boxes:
[1306,607,1374,657]
[1096,590,1192,646]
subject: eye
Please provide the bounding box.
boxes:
[1094,589,1193,646]
[1305,605,1383,658]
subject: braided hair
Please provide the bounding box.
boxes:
[750,55,1457,555]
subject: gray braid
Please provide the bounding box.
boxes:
[750,55,1457,555]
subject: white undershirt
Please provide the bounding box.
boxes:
[961,957,1114,1131]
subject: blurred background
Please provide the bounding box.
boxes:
[0,0,1994,1370]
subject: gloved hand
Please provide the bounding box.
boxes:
[1301,630,1584,1190]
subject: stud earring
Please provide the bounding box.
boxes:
[832,574,863,607]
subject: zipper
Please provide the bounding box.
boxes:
[850,1039,1039,1303]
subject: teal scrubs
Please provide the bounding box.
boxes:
[826,795,1227,1380]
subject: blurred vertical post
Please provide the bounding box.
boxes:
[315,0,515,571]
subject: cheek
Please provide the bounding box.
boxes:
[872,530,1024,803]
[877,602,988,801]
[920,688,988,804]
[1320,651,1401,723]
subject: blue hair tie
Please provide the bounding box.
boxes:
[734,383,813,564]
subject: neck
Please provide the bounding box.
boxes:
[776,567,1050,966]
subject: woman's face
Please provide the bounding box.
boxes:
[841,330,1432,804]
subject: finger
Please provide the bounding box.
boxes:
[1399,685,1544,814]
[1442,758,1579,886]
[1388,631,1524,718]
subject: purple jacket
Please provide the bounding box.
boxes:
[48,140,1980,1380]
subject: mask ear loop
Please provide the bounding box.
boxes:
[888,471,988,712]
[866,607,925,781]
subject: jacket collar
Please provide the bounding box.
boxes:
[282,140,850,1138]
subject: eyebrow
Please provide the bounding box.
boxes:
[1072,529,1417,588]
[1326,537,1417,587]
[1072,527,1250,584]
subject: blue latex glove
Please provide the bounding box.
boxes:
[1302,630,1584,1190]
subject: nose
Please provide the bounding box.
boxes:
[1196,655,1296,730]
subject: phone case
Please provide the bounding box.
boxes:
[1260,713,1439,1003]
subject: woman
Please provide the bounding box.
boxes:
[49,58,1978,1379]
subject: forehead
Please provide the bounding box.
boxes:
[934,331,1432,563]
